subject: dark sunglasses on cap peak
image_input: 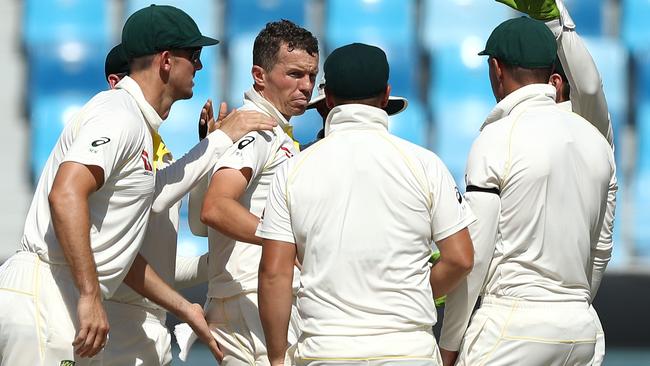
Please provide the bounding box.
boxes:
[172,47,202,66]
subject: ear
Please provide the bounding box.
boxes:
[380,85,391,108]
[159,51,173,73]
[490,58,503,82]
[107,74,121,89]
[548,73,564,102]
[252,65,266,88]
[325,91,335,110]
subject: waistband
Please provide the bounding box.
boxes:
[481,295,590,309]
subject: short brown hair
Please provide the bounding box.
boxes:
[253,19,319,71]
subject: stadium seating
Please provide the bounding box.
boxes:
[227,35,256,107]
[621,0,650,53]
[388,100,428,148]
[30,92,93,180]
[563,0,604,37]
[633,50,650,256]
[429,44,494,186]
[420,0,512,50]
[225,0,306,40]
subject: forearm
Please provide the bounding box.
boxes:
[258,263,293,364]
[429,260,471,299]
[202,197,262,244]
[124,254,193,321]
[50,190,100,297]
[174,254,209,290]
[152,130,233,213]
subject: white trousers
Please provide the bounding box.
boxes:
[0,252,101,366]
[456,296,598,366]
[91,301,171,366]
[206,292,301,366]
[293,328,443,366]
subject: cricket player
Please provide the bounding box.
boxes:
[193,20,319,365]
[0,5,274,365]
[98,44,272,365]
[438,17,616,366]
[257,42,475,366]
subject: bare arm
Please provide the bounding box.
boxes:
[49,161,108,358]
[123,253,222,361]
[258,239,296,366]
[430,228,474,299]
[201,167,263,244]
[439,191,500,364]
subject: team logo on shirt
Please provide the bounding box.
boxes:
[141,150,153,173]
[280,146,294,158]
[91,137,111,147]
[238,136,255,149]
[455,187,463,204]
[60,361,76,366]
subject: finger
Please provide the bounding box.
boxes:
[208,338,224,362]
[218,102,228,121]
[206,99,214,121]
[79,327,98,357]
[89,327,108,357]
[73,326,88,348]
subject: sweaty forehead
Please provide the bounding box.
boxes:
[275,44,319,72]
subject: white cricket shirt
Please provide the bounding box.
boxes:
[258,104,475,337]
[207,88,300,299]
[20,76,158,298]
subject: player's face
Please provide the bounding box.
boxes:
[261,43,319,119]
[170,47,203,100]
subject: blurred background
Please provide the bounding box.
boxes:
[0,0,649,364]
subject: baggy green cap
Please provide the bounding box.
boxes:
[324,43,389,100]
[122,4,219,59]
[479,16,557,69]
[104,44,129,80]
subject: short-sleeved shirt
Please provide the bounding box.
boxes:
[20,76,157,298]
[207,89,299,298]
[258,104,475,337]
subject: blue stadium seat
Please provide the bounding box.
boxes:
[633,50,650,256]
[583,37,629,156]
[563,0,604,37]
[157,98,211,160]
[388,100,428,148]
[23,0,109,46]
[31,93,93,181]
[124,0,221,99]
[326,0,415,44]
[621,0,650,52]
[225,0,306,40]
[177,198,208,258]
[429,44,494,186]
[421,0,512,50]
[291,108,325,146]
[227,35,256,107]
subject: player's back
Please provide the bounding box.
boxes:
[483,104,614,302]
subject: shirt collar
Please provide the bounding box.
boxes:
[244,88,292,131]
[481,83,557,130]
[115,75,164,133]
[325,104,389,136]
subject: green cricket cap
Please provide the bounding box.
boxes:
[479,16,557,69]
[104,44,129,80]
[324,43,389,100]
[121,4,219,59]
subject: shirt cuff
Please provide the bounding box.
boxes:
[256,228,296,244]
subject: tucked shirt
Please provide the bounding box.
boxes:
[258,104,475,338]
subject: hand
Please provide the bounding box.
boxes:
[218,110,277,143]
[73,294,110,358]
[182,302,223,362]
[495,0,560,21]
[199,100,231,140]
[440,348,459,366]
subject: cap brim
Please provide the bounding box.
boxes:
[385,96,408,116]
[478,50,489,56]
[307,95,407,116]
[186,35,220,48]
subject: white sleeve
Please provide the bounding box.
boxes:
[63,112,139,181]
[429,157,476,242]
[151,130,234,213]
[440,191,500,351]
[188,175,209,237]
[256,160,295,244]
[211,130,275,184]
[548,2,613,146]
[174,254,209,290]
[439,131,504,351]
[590,164,617,300]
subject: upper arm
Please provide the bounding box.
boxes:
[50,162,104,201]
[202,167,251,212]
[260,239,296,276]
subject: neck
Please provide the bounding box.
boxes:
[130,70,173,120]
[253,85,292,122]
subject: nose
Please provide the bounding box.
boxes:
[298,75,314,96]
[194,59,203,71]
